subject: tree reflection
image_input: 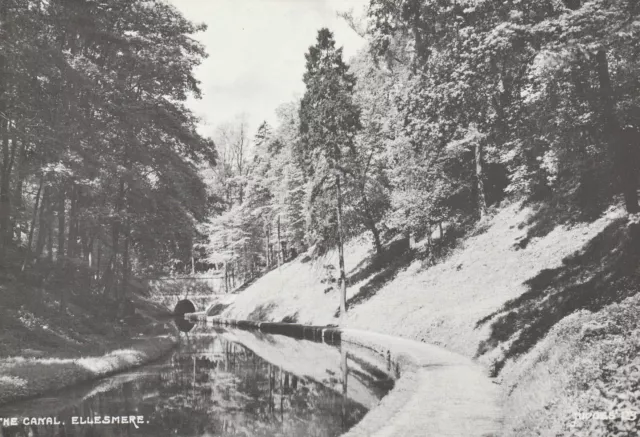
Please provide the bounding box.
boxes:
[0,335,371,437]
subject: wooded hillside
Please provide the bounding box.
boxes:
[2,0,639,313]
[198,0,640,307]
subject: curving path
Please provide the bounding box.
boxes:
[186,313,503,437]
[340,329,502,437]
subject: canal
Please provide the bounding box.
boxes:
[0,321,395,437]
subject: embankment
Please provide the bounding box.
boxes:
[0,336,176,406]
[0,272,179,407]
[217,201,640,436]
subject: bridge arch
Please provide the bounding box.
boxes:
[174,299,196,316]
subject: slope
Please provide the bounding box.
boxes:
[220,201,640,436]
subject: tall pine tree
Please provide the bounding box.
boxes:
[299,28,361,317]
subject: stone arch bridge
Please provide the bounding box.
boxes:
[148,276,227,316]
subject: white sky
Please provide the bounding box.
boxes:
[167,0,369,139]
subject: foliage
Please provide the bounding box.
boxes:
[0,0,215,305]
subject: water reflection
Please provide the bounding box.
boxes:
[0,329,392,437]
[174,316,195,333]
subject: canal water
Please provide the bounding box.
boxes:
[0,323,394,437]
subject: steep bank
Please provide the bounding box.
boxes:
[220,201,640,436]
[0,267,178,406]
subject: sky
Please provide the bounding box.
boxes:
[167,0,369,139]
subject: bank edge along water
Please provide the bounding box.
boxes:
[0,336,177,408]
[187,312,503,437]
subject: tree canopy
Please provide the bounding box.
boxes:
[5,0,638,311]
[0,0,215,305]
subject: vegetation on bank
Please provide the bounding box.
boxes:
[0,250,178,406]
[198,0,640,320]
[0,1,207,404]
[0,336,176,407]
[0,0,215,310]
[219,201,640,436]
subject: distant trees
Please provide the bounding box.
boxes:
[0,0,215,308]
[199,111,308,291]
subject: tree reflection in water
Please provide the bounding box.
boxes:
[0,332,382,437]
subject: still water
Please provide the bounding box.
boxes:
[0,323,394,437]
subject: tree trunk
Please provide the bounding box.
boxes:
[35,185,50,259]
[369,221,383,255]
[95,240,101,281]
[232,260,236,288]
[67,183,78,258]
[110,178,126,300]
[0,121,15,248]
[22,177,43,270]
[46,200,54,262]
[336,175,347,318]
[475,142,487,218]
[13,134,28,245]
[103,256,115,297]
[596,49,639,213]
[80,227,91,261]
[224,262,229,293]
[277,215,282,267]
[265,224,271,269]
[13,173,22,245]
[57,186,66,263]
[121,228,130,300]
[242,243,247,282]
[360,191,383,255]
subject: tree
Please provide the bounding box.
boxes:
[299,28,362,317]
[0,0,216,314]
[349,47,394,253]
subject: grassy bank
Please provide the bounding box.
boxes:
[219,201,640,436]
[0,256,178,407]
[0,336,176,406]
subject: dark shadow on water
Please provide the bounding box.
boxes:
[476,219,640,376]
[0,329,390,437]
[174,316,195,333]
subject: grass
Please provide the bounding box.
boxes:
[477,218,640,376]
[220,200,640,436]
[500,292,640,436]
[0,250,179,407]
[0,336,176,406]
